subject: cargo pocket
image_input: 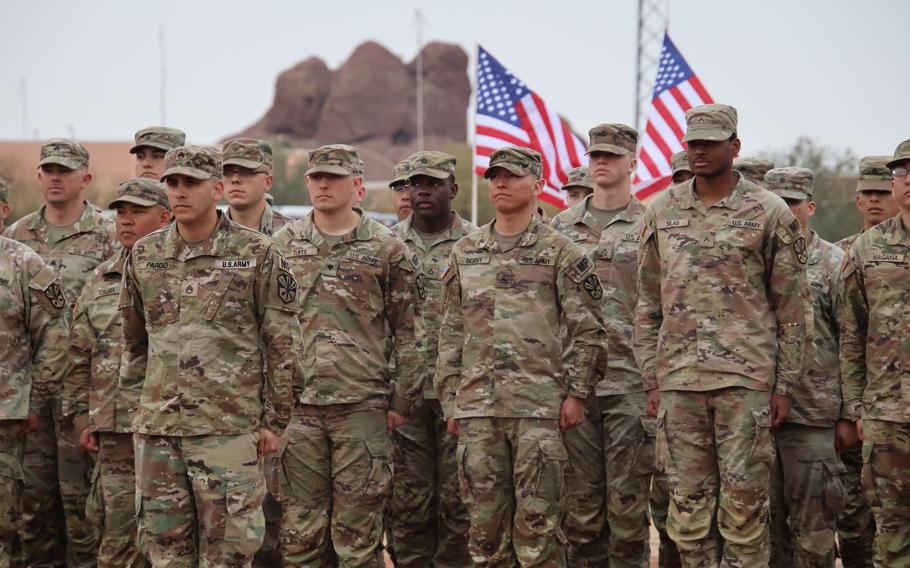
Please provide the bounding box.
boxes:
[654,408,670,473]
[749,407,774,466]
[267,435,291,503]
[535,438,568,502]
[456,443,474,506]
[822,460,846,527]
[361,436,392,504]
[860,441,879,511]
[85,461,104,531]
[636,415,658,476]
[201,272,235,321]
[223,481,266,557]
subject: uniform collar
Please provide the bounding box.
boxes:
[163,210,232,260]
[679,172,748,212]
[807,231,822,265]
[885,214,910,246]
[398,212,471,251]
[476,214,542,251]
[293,207,374,247]
[27,201,105,241]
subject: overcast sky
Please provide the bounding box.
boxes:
[0,0,905,159]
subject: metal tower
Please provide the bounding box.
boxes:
[634,0,670,129]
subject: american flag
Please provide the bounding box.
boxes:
[474,46,587,209]
[632,33,714,200]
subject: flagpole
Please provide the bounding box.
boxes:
[470,44,479,226]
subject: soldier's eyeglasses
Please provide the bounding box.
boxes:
[892,167,909,180]
[223,168,266,179]
[407,179,446,190]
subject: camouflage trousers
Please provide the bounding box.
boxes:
[563,397,607,567]
[20,394,97,568]
[92,432,147,568]
[861,419,910,566]
[0,422,24,568]
[389,398,470,568]
[658,387,773,568]
[134,432,266,568]
[457,416,567,567]
[252,456,283,568]
[837,442,875,568]
[769,423,844,568]
[277,404,391,567]
[650,473,682,568]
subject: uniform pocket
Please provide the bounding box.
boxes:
[361,436,392,503]
[223,481,266,556]
[85,461,104,531]
[654,407,670,473]
[749,407,774,466]
[535,438,568,502]
[822,460,846,525]
[860,441,879,511]
[456,443,474,506]
[635,415,658,476]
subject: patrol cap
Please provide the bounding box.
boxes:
[161,145,223,181]
[561,167,594,191]
[390,159,410,189]
[305,144,361,176]
[38,138,90,170]
[681,104,738,143]
[587,123,638,156]
[856,155,893,192]
[483,146,542,179]
[108,177,171,210]
[733,157,776,185]
[222,138,273,171]
[670,151,691,176]
[764,167,815,201]
[885,139,910,169]
[130,127,186,154]
[0,177,9,204]
[407,151,457,180]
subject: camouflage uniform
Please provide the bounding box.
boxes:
[129,127,185,156]
[387,151,476,568]
[119,146,299,567]
[3,139,114,567]
[436,146,606,568]
[223,138,292,238]
[634,105,812,568]
[761,168,846,568]
[840,140,910,566]
[0,237,67,568]
[732,157,775,186]
[271,145,426,567]
[551,123,658,568]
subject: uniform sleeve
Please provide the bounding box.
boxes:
[385,244,428,417]
[117,250,148,419]
[257,246,300,436]
[558,244,607,399]
[838,246,866,421]
[434,254,463,419]
[766,212,813,396]
[62,286,95,420]
[633,209,662,391]
[25,260,69,414]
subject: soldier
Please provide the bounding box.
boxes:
[388,150,475,568]
[0,177,12,231]
[4,138,115,567]
[670,151,693,185]
[436,146,606,566]
[223,138,292,236]
[560,167,594,208]
[551,123,661,568]
[130,127,186,180]
[840,138,910,566]
[732,156,775,185]
[61,178,171,567]
[118,145,300,567]
[836,155,898,253]
[0,235,67,567]
[271,144,425,566]
[634,104,812,567]
[762,167,846,568]
[390,158,413,221]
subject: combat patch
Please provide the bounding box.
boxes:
[582,273,603,300]
[658,219,689,229]
[346,252,383,268]
[729,219,765,230]
[870,253,906,263]
[277,272,298,304]
[44,283,66,309]
[215,259,256,269]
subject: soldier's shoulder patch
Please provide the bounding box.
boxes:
[279,257,292,272]
[409,252,421,270]
[582,272,603,300]
[793,236,808,265]
[276,271,298,304]
[28,263,57,292]
[566,254,595,283]
[44,283,66,309]
[415,273,428,300]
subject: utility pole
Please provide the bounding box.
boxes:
[414,9,427,151]
[159,23,167,125]
[635,0,669,130]
[20,76,28,139]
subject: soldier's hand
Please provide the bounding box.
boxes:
[559,396,586,432]
[258,428,280,458]
[446,418,459,438]
[646,389,661,418]
[79,428,100,453]
[387,411,407,432]
[835,420,859,453]
[19,411,39,436]
[770,394,791,428]
[856,418,864,442]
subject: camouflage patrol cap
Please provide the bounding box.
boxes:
[39,138,90,170]
[484,146,542,179]
[764,167,815,201]
[733,157,776,185]
[161,145,222,181]
[390,159,410,189]
[222,138,273,171]
[407,151,457,180]
[0,177,9,204]
[682,104,738,143]
[885,139,910,169]
[670,151,691,176]
[305,144,361,176]
[108,177,171,211]
[587,123,638,156]
[857,155,893,192]
[130,127,186,154]
[561,167,594,191]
